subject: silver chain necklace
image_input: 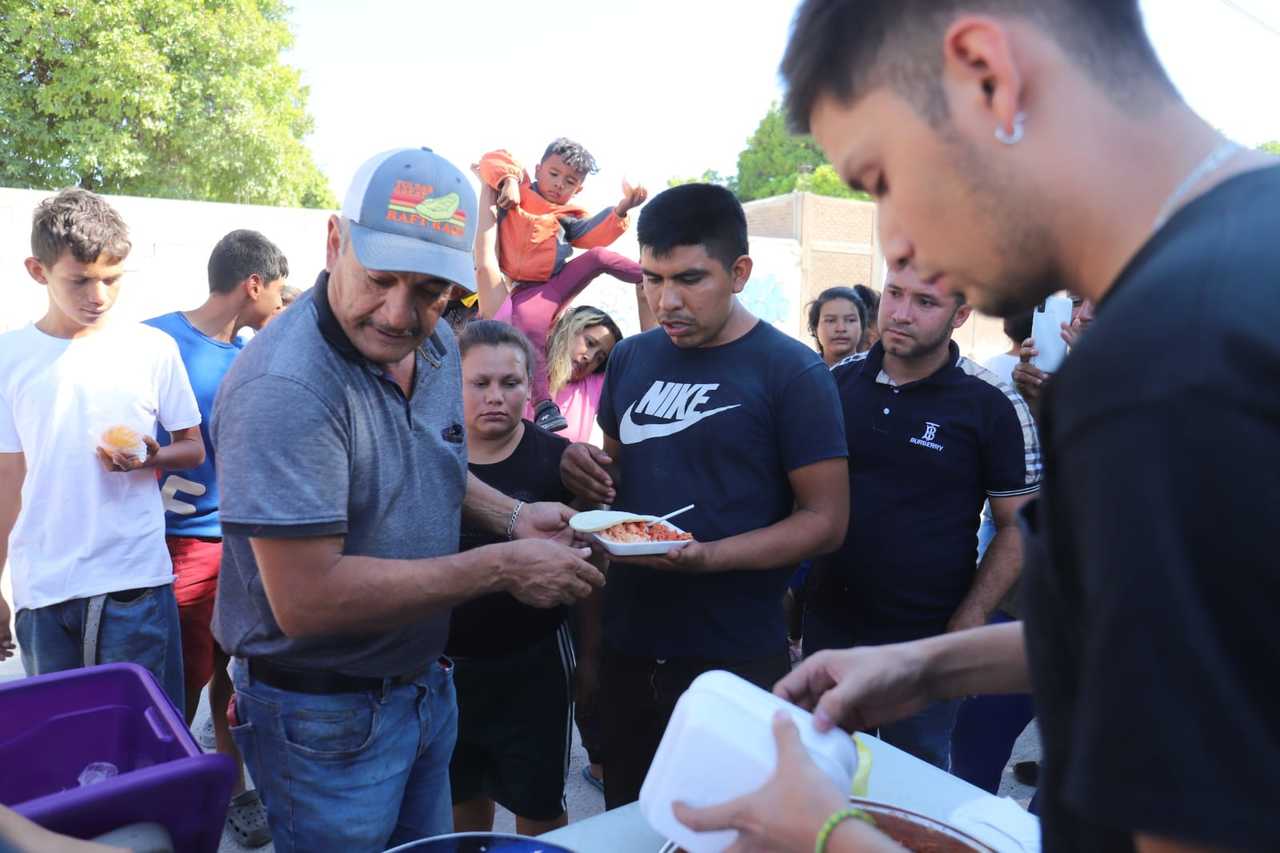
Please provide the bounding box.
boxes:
[1151,139,1241,233]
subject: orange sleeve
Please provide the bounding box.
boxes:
[477,149,526,190]
[567,207,629,250]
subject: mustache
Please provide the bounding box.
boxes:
[366,322,421,337]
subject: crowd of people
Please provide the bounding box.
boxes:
[1,1,1278,852]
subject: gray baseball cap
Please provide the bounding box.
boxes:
[340,147,477,290]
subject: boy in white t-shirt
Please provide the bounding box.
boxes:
[0,189,204,707]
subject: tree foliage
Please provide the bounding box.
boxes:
[668,104,870,203]
[733,104,827,201]
[0,0,336,208]
[666,168,738,194]
[1259,140,1280,156]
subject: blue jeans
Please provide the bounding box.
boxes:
[230,657,458,853]
[803,609,961,771]
[15,584,184,709]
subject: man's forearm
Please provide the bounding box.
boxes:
[703,506,842,573]
[463,472,518,537]
[955,525,1023,622]
[919,621,1032,699]
[254,539,513,638]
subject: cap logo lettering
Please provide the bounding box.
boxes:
[386,180,468,236]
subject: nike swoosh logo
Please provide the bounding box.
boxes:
[618,402,742,444]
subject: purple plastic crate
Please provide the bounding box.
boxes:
[0,663,235,853]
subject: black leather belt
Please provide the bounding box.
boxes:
[247,657,432,695]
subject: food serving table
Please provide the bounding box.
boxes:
[542,732,1038,852]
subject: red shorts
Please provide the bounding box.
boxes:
[166,536,222,704]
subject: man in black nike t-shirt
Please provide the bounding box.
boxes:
[560,183,850,808]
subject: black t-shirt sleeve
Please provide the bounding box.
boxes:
[773,361,848,471]
[983,386,1041,498]
[1057,393,1280,848]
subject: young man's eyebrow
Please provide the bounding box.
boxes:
[641,267,708,278]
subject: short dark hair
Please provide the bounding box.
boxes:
[806,286,868,346]
[1003,309,1034,344]
[207,230,289,294]
[780,0,1172,132]
[458,320,537,381]
[31,189,131,267]
[541,137,599,176]
[637,183,748,272]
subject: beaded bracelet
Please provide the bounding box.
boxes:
[814,807,875,853]
[505,500,525,541]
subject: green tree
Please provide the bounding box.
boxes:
[666,168,737,194]
[0,0,336,208]
[795,164,872,201]
[1259,141,1280,156]
[734,104,828,201]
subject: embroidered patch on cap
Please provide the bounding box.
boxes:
[386,180,468,236]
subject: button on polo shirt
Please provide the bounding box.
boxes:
[211,272,468,677]
[809,342,1040,644]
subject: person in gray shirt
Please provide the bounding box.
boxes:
[210,147,603,853]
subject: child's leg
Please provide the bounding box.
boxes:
[508,248,643,405]
[506,288,556,405]
[540,247,643,307]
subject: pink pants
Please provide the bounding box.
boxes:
[498,247,642,404]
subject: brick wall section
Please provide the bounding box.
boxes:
[802,194,876,244]
[743,194,797,239]
[805,251,874,304]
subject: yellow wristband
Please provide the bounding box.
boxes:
[814,807,875,853]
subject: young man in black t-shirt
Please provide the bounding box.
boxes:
[560,183,850,809]
[672,2,1280,852]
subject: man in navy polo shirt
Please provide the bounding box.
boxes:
[804,266,1040,769]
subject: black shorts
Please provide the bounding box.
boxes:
[598,646,791,810]
[448,622,575,820]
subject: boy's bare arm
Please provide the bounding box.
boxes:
[0,452,24,661]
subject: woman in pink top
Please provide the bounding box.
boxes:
[542,305,623,445]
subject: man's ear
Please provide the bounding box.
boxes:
[325,215,342,272]
[730,255,754,294]
[952,302,973,329]
[24,257,49,285]
[242,273,264,299]
[941,16,1025,140]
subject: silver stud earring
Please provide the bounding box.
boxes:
[995,111,1026,145]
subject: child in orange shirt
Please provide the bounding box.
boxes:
[476,138,646,432]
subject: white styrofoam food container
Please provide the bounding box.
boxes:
[638,670,858,853]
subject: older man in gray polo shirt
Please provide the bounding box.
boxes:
[210,148,603,853]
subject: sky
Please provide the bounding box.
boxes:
[286,0,1280,211]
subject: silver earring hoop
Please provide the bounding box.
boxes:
[995,111,1026,145]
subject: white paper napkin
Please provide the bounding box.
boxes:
[949,796,1041,853]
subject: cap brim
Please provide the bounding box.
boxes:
[347,222,475,291]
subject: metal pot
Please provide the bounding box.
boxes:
[385,831,579,852]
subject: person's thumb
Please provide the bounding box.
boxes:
[673,796,743,835]
[770,709,806,760]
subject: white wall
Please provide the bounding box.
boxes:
[1,187,817,346]
[1,187,335,333]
